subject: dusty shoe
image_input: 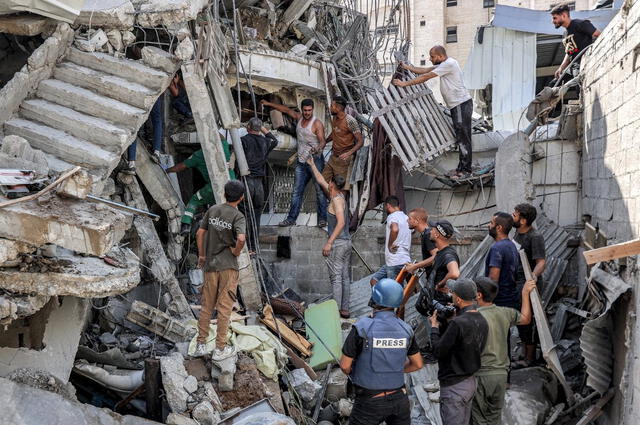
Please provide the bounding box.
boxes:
[317,220,327,228]
[123,161,136,175]
[151,150,161,164]
[192,343,208,357]
[278,219,295,227]
[212,345,236,361]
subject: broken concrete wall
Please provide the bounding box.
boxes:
[580,2,640,423]
[258,225,486,302]
[0,296,90,382]
[0,22,73,126]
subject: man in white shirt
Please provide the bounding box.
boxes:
[370,196,411,286]
[392,45,473,179]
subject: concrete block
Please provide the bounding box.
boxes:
[175,37,194,61]
[0,70,29,123]
[192,400,220,425]
[160,352,190,413]
[4,118,118,170]
[141,46,181,74]
[37,79,146,130]
[57,169,93,200]
[66,48,170,90]
[0,197,131,256]
[135,145,183,211]
[0,238,35,264]
[54,62,157,110]
[0,14,53,36]
[0,134,49,176]
[20,99,131,153]
[75,1,135,28]
[166,413,198,425]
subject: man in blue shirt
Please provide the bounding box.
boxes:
[484,212,519,309]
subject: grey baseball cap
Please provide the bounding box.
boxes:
[447,278,477,301]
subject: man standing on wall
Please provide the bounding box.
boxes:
[323,96,364,191]
[551,3,601,80]
[193,180,246,360]
[260,99,328,228]
[370,196,411,286]
[239,118,279,253]
[512,203,546,367]
[392,46,473,179]
[307,157,352,318]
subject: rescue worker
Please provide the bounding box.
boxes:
[340,278,424,425]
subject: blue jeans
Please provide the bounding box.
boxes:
[286,155,328,222]
[128,98,163,160]
[172,92,192,118]
[371,264,404,283]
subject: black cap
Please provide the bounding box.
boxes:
[430,220,454,238]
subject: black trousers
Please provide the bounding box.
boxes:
[239,176,264,251]
[450,99,473,173]
[348,390,410,425]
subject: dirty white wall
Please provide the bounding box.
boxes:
[0,297,90,382]
[581,1,640,422]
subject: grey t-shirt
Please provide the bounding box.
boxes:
[200,204,246,272]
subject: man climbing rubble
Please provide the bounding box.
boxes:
[323,96,364,191]
[340,278,424,425]
[430,278,488,425]
[370,196,411,286]
[194,180,246,360]
[260,98,328,228]
[239,118,279,252]
[307,156,352,318]
[551,3,601,81]
[471,277,535,425]
[166,135,235,235]
[512,203,546,368]
[392,46,473,179]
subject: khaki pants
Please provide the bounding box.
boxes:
[197,269,239,348]
[322,155,352,190]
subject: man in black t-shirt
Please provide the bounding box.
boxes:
[551,4,601,79]
[406,208,437,276]
[429,221,460,291]
[512,203,546,367]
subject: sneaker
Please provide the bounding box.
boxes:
[180,223,191,235]
[317,220,327,228]
[278,219,295,227]
[151,150,161,164]
[212,345,236,361]
[123,160,136,175]
[192,343,208,357]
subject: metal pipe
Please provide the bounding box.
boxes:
[229,127,250,176]
[87,195,160,221]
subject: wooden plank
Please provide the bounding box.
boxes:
[370,88,431,118]
[261,305,312,357]
[403,82,450,147]
[583,238,640,265]
[378,89,420,159]
[366,93,411,167]
[520,249,574,401]
[396,84,444,158]
[387,84,436,161]
[286,346,318,380]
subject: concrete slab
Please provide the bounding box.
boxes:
[66,48,170,90]
[0,238,35,264]
[141,46,181,74]
[0,197,132,257]
[75,0,136,29]
[54,62,157,110]
[0,14,53,36]
[0,249,140,297]
[20,99,132,153]
[495,131,535,212]
[0,292,50,324]
[137,0,209,27]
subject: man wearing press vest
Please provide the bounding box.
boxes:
[340,278,424,425]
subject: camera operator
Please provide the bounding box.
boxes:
[430,278,488,425]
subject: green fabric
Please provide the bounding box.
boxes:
[471,373,508,425]
[477,304,521,375]
[187,321,288,380]
[305,299,342,370]
[181,184,215,224]
[184,142,236,183]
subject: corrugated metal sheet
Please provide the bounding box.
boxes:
[463,26,536,131]
[491,4,619,36]
[368,76,457,171]
[579,268,631,395]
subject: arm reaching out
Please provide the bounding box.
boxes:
[260,100,301,120]
[307,157,329,194]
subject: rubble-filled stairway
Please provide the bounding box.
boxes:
[3,48,178,183]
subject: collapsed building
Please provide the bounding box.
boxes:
[0,0,639,424]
